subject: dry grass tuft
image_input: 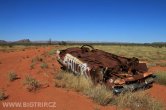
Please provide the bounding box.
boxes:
[55,71,113,105]
[0,89,8,100]
[156,71,166,85]
[8,72,18,81]
[24,75,41,92]
[115,91,164,110]
[40,63,48,69]
[55,71,164,109]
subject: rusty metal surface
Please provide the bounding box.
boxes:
[57,45,155,93]
[58,45,147,74]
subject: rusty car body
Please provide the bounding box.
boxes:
[56,45,155,94]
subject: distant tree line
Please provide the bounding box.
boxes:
[0,40,166,48]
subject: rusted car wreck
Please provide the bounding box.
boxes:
[56,45,155,94]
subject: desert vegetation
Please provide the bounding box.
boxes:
[8,72,18,81]
[55,71,113,105]
[40,62,48,69]
[24,75,41,91]
[0,44,166,110]
[37,44,166,67]
[55,71,164,109]
[1,43,166,65]
[94,45,166,65]
[156,71,166,85]
[30,63,35,69]
[115,91,163,110]
[48,49,56,55]
[0,89,7,100]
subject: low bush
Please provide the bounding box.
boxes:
[24,75,41,91]
[0,90,7,100]
[8,72,18,81]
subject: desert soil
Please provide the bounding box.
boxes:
[0,46,165,110]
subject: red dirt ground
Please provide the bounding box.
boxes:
[0,46,165,110]
[0,46,116,110]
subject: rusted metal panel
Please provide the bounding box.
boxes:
[56,45,155,94]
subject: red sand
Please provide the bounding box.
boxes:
[0,47,115,110]
[0,46,165,110]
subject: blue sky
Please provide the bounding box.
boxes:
[0,0,166,43]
